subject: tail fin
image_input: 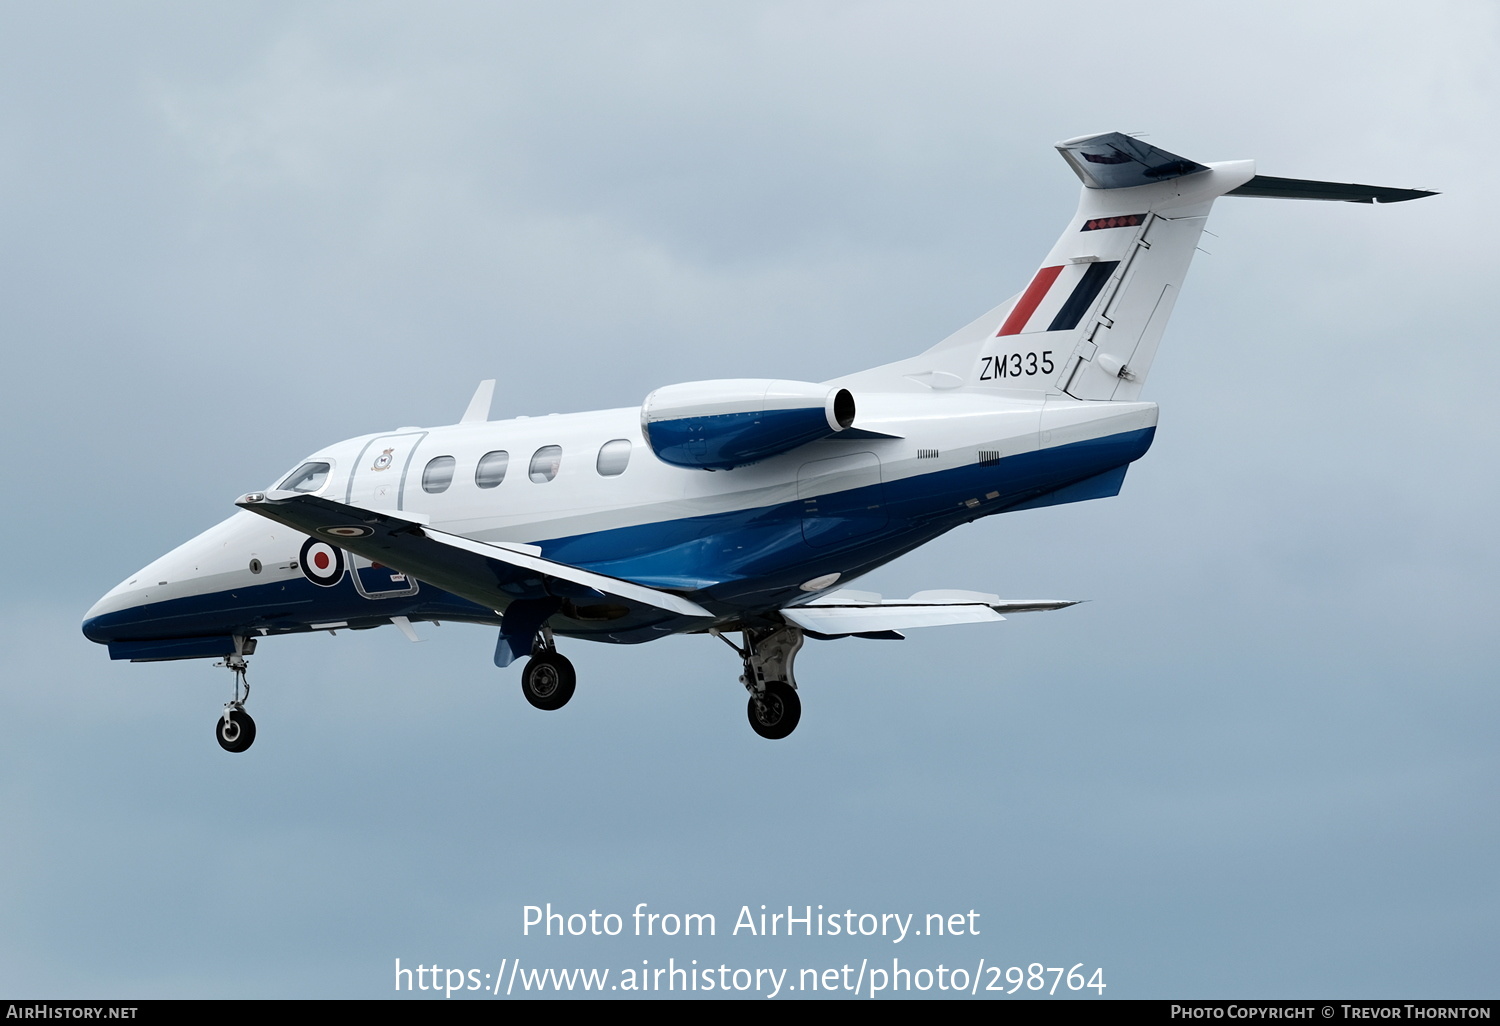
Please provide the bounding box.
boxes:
[978,133,1254,401]
[832,133,1433,399]
[981,133,1436,401]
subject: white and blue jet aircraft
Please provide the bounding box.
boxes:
[83,133,1433,750]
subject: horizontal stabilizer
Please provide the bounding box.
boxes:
[1055,132,1209,190]
[235,491,712,619]
[1227,175,1436,204]
[781,589,1078,637]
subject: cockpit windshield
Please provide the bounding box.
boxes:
[278,461,331,493]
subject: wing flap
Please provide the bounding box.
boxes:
[782,603,1003,635]
[782,589,1079,636]
[235,491,712,619]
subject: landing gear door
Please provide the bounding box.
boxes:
[345,431,427,512]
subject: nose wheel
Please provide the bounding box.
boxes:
[212,646,257,753]
[216,707,257,752]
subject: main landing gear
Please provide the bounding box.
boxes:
[213,642,257,753]
[748,680,800,740]
[716,625,805,740]
[520,628,576,711]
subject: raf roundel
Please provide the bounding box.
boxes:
[298,537,345,588]
[320,525,373,539]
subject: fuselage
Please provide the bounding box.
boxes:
[82,391,1157,655]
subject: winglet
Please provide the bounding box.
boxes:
[460,380,495,424]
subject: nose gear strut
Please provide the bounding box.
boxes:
[212,638,257,753]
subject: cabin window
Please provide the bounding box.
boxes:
[529,445,562,483]
[596,439,632,477]
[279,462,331,493]
[422,455,456,493]
[475,450,509,488]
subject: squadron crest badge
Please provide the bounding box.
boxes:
[372,448,395,472]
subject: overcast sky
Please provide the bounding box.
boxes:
[1,0,1495,1000]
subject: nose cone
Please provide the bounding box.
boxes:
[81,511,294,646]
[82,567,178,642]
[82,577,148,642]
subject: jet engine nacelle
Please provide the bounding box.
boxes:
[642,378,856,470]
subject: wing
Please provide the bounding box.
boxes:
[235,490,712,619]
[781,589,1079,638]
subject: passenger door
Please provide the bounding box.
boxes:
[345,431,428,512]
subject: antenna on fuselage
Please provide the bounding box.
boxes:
[460,379,496,424]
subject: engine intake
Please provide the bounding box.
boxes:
[642,379,856,470]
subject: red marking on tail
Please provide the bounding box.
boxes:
[997,265,1064,336]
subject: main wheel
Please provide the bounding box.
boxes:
[521,652,576,711]
[746,680,800,740]
[215,708,257,753]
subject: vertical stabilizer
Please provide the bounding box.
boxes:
[972,134,1254,401]
[829,133,1430,400]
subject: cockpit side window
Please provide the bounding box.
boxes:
[279,462,331,493]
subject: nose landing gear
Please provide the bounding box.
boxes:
[213,642,257,753]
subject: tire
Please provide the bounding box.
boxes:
[521,653,576,711]
[746,680,800,740]
[216,708,257,753]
